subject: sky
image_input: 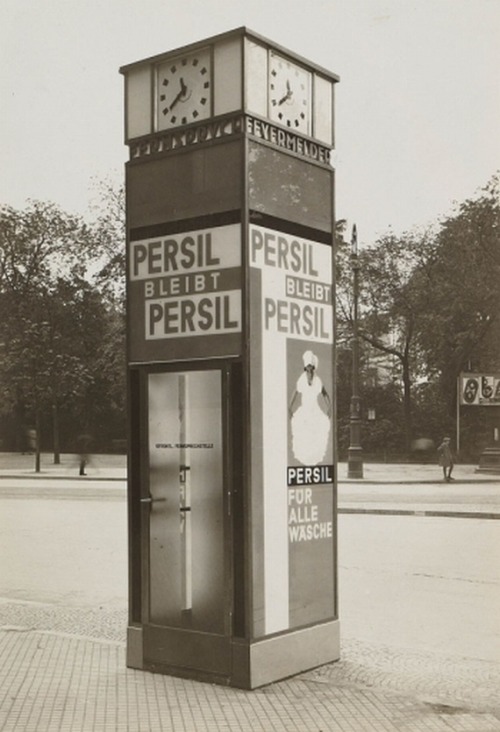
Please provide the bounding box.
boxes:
[1,0,499,245]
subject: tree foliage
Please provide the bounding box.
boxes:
[358,231,436,451]
[336,173,500,458]
[0,195,126,466]
[88,177,126,303]
[416,175,500,406]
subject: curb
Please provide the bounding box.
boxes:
[1,474,499,484]
[0,473,125,481]
[340,478,500,484]
[339,508,500,519]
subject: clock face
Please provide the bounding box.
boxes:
[157,49,211,130]
[269,53,311,134]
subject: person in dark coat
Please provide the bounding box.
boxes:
[437,436,454,482]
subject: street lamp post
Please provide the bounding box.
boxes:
[347,224,364,479]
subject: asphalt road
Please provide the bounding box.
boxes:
[0,476,499,664]
[0,482,127,608]
[339,513,500,662]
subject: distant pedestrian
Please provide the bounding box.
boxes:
[25,427,37,454]
[437,437,454,482]
[77,433,92,476]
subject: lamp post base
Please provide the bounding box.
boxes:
[347,446,364,479]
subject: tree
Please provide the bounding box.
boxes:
[0,288,95,468]
[0,200,93,291]
[0,199,127,467]
[86,178,127,447]
[356,230,436,453]
[335,173,500,459]
[0,201,94,467]
[416,175,500,412]
[88,177,126,304]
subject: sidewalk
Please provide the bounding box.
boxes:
[1,453,499,519]
[0,452,127,480]
[1,452,499,483]
[341,461,500,484]
[1,600,499,732]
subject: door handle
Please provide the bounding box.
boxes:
[140,496,166,504]
[179,465,190,483]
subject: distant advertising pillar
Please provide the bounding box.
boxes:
[121,27,340,689]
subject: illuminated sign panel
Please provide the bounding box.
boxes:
[128,223,242,362]
[249,223,335,635]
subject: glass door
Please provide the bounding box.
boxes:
[146,369,226,637]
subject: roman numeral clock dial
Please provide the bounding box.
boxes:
[269,52,311,135]
[157,49,211,130]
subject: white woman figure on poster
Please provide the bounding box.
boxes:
[289,350,331,465]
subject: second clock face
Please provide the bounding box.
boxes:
[269,53,311,134]
[157,49,211,130]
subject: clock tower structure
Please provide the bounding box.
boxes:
[121,27,340,689]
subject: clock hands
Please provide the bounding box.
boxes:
[168,77,190,112]
[278,80,293,106]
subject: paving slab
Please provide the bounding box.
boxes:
[1,615,499,732]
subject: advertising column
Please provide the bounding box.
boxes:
[249,223,335,636]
